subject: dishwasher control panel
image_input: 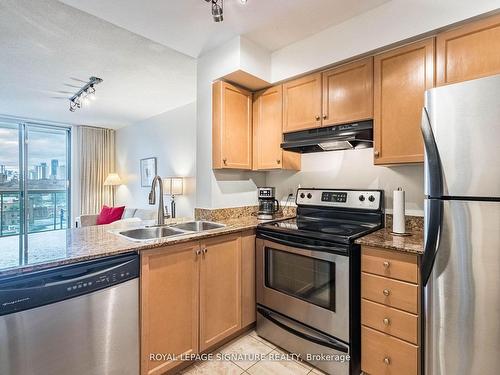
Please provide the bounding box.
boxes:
[0,253,139,316]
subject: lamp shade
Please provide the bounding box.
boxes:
[104,173,122,186]
[163,177,184,195]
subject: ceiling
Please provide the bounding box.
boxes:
[0,0,196,128]
[59,0,390,57]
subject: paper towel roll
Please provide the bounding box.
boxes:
[393,188,406,234]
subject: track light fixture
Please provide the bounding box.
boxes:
[68,76,103,112]
[204,0,224,22]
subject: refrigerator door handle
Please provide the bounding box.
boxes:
[421,107,444,198]
[421,198,443,286]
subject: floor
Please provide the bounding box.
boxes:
[178,330,327,375]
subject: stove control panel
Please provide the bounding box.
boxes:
[296,189,382,210]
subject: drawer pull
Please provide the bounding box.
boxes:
[383,289,391,296]
[383,318,391,326]
[383,357,391,365]
[383,261,390,268]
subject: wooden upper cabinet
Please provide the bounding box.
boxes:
[199,234,242,352]
[140,242,200,375]
[283,73,322,133]
[322,57,373,126]
[253,85,301,171]
[437,13,500,86]
[373,38,435,165]
[212,81,252,169]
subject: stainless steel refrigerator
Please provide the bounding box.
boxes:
[421,74,500,375]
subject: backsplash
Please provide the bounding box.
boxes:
[195,205,297,221]
[385,214,424,233]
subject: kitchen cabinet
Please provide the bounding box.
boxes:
[361,246,421,375]
[141,232,254,374]
[199,234,242,351]
[241,230,256,327]
[252,85,301,170]
[140,242,200,375]
[373,38,434,165]
[322,57,373,126]
[283,73,322,132]
[212,80,253,170]
[436,13,500,86]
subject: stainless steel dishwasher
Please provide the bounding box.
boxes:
[0,253,139,375]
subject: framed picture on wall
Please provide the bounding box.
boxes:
[140,157,157,187]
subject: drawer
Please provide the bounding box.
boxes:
[361,272,418,314]
[362,326,418,375]
[362,246,418,283]
[361,299,418,344]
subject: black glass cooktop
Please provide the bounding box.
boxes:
[258,215,381,244]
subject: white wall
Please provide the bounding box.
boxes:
[196,36,268,209]
[267,149,424,214]
[271,0,500,81]
[115,102,197,218]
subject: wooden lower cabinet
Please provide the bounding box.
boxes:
[199,234,242,351]
[241,230,256,327]
[141,242,200,375]
[361,246,421,375]
[141,231,256,375]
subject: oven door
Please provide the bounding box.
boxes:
[256,234,350,342]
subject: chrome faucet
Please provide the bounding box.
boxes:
[148,175,165,225]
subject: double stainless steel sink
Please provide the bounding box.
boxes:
[118,221,226,241]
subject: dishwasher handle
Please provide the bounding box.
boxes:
[0,252,139,316]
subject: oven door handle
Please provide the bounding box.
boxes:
[257,232,347,255]
[257,307,349,353]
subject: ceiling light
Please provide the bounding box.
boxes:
[68,76,102,112]
[204,0,224,22]
[239,0,247,4]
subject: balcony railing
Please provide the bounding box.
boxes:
[0,190,68,237]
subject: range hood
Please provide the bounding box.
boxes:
[281,120,373,153]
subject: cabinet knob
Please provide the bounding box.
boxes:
[202,248,208,254]
[277,159,281,164]
[374,150,380,157]
[383,357,391,365]
[222,158,227,165]
[322,114,327,120]
[383,318,391,326]
[383,261,390,268]
[195,249,202,255]
[383,289,391,296]
[315,115,321,121]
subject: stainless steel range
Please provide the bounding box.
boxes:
[256,188,384,375]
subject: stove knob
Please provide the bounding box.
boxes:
[307,193,312,199]
[300,193,305,199]
[368,195,375,202]
[359,195,365,202]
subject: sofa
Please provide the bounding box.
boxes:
[75,208,156,228]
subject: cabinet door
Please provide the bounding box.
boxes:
[322,57,373,126]
[374,38,434,165]
[141,242,200,375]
[253,85,301,171]
[241,230,256,327]
[283,73,322,133]
[437,14,500,86]
[199,234,242,351]
[212,81,252,169]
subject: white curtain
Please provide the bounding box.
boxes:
[76,126,116,215]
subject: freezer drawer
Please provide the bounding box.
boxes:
[424,200,500,375]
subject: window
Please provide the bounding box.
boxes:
[0,122,71,268]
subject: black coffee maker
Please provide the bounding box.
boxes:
[257,187,280,220]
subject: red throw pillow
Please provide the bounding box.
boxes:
[96,205,125,225]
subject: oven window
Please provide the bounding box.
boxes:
[265,247,335,311]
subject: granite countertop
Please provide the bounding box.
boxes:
[0,216,268,279]
[355,228,424,255]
